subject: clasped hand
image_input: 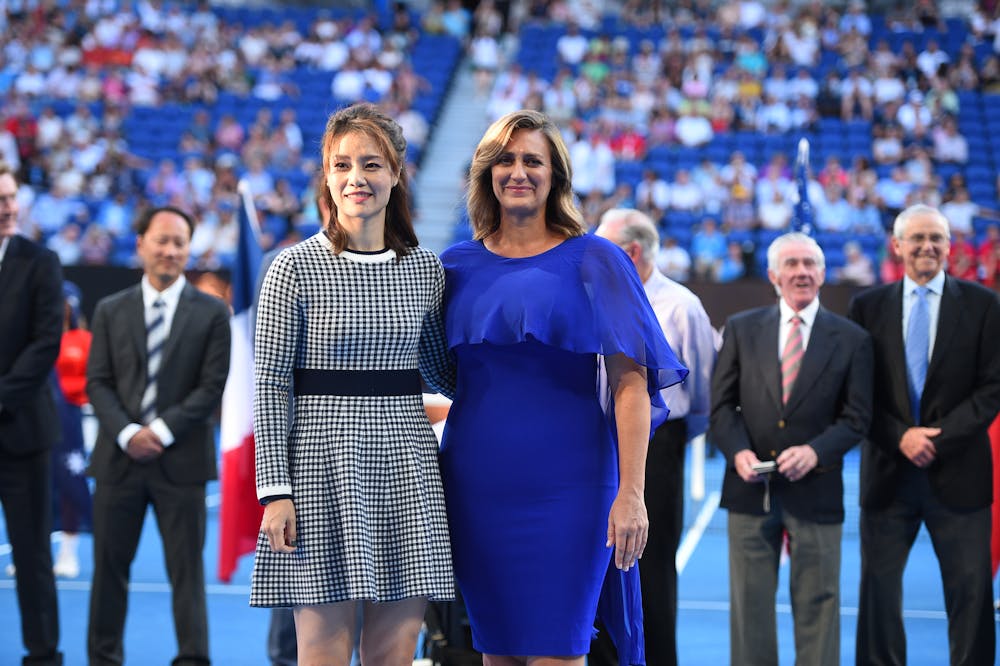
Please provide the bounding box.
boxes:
[900,426,940,468]
[126,427,164,462]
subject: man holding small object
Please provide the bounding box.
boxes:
[710,232,873,666]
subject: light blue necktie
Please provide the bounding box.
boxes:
[905,286,930,425]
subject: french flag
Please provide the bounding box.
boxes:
[218,180,265,583]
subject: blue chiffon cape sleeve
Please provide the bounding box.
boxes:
[441,234,688,431]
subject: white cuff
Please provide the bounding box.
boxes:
[117,423,142,451]
[257,484,293,501]
[149,418,174,447]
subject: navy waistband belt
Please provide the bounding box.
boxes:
[292,369,422,397]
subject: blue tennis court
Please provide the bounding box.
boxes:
[0,442,993,664]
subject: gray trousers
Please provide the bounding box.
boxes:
[728,503,842,666]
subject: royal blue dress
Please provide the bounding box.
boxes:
[439,234,687,663]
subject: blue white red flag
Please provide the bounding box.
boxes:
[218,180,264,582]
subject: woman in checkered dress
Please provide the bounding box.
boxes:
[250,104,455,665]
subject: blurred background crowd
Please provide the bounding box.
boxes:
[2,0,1000,289]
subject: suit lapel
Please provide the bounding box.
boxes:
[161,283,194,368]
[750,306,783,411]
[128,286,146,364]
[0,236,22,300]
[880,282,911,419]
[784,307,836,414]
[927,275,960,385]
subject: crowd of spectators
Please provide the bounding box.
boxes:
[1,0,999,288]
[473,0,1000,287]
[0,0,452,269]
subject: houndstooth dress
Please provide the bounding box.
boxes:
[250,232,456,607]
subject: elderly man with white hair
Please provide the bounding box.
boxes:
[849,205,1000,665]
[711,232,873,666]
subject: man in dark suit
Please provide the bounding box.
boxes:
[711,232,873,666]
[848,204,1000,666]
[86,206,231,666]
[0,163,65,665]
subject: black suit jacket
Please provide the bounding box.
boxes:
[0,235,64,455]
[86,281,231,484]
[710,304,873,523]
[847,275,1000,510]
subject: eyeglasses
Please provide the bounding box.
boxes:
[901,233,948,245]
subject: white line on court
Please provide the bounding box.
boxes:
[678,599,948,621]
[676,490,720,574]
[0,579,252,595]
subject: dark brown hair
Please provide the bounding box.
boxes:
[320,103,417,258]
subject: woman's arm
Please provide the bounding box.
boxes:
[605,352,650,572]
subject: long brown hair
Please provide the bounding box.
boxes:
[320,103,417,258]
[466,109,585,240]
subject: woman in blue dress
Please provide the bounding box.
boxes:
[439,109,687,665]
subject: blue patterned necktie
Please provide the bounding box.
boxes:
[905,286,930,425]
[140,298,166,424]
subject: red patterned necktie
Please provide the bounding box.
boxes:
[781,315,803,405]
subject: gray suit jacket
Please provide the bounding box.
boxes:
[710,304,873,523]
[86,281,231,484]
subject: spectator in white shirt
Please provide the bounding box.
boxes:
[835,240,876,286]
[635,168,671,219]
[569,130,616,197]
[896,91,932,141]
[669,169,705,213]
[788,68,819,100]
[932,116,968,164]
[758,188,793,231]
[657,235,693,283]
[675,107,713,147]
[940,187,1000,237]
[756,94,792,134]
[815,182,852,233]
[872,67,907,107]
[332,59,366,102]
[916,39,950,80]
[764,65,793,103]
[840,0,872,36]
[556,22,588,67]
[840,67,874,122]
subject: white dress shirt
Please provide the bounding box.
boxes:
[644,269,717,438]
[116,274,188,450]
[778,296,820,358]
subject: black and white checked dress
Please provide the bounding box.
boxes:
[250,233,455,607]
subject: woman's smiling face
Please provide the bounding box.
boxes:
[326,131,398,227]
[491,128,552,219]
